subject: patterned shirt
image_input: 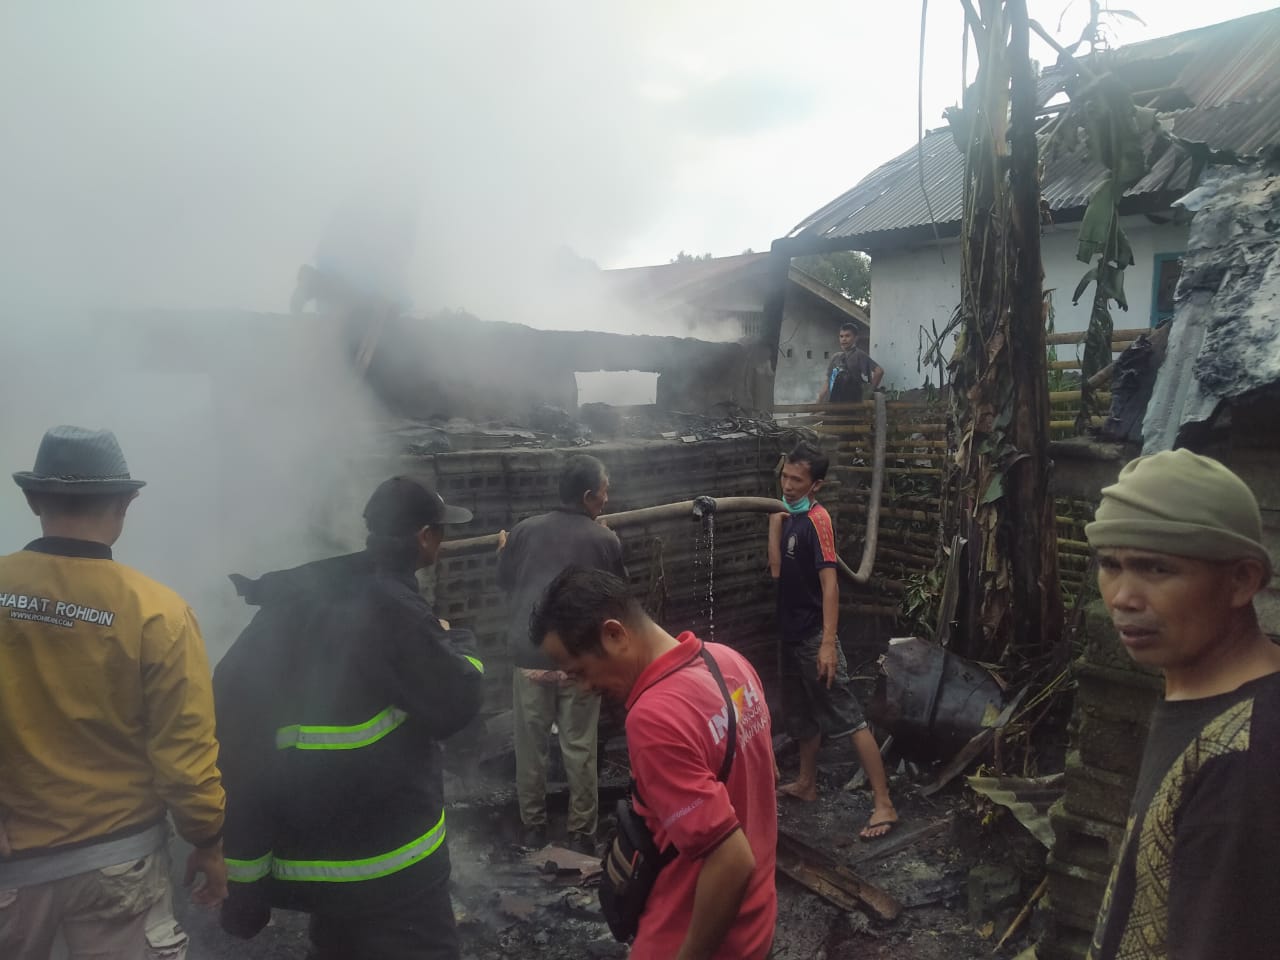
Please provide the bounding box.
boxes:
[1089,670,1280,959]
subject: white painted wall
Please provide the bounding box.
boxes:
[773,297,847,405]
[869,216,1189,391]
[868,245,961,391]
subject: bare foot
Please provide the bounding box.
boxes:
[777,780,818,803]
[859,804,899,840]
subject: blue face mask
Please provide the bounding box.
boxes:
[783,496,811,515]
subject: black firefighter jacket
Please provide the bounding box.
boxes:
[213,551,484,930]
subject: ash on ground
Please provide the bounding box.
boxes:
[179,755,1025,960]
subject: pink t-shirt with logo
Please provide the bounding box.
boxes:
[625,632,778,960]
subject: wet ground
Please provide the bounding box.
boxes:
[178,749,1033,959]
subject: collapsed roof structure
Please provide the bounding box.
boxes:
[1143,163,1280,451]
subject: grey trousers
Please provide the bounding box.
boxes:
[512,670,601,835]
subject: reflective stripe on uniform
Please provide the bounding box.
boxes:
[464,655,484,674]
[226,853,273,883]
[275,706,408,750]
[270,811,447,883]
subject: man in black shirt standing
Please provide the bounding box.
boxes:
[497,455,626,854]
[818,323,883,403]
[768,442,896,840]
[1086,449,1280,960]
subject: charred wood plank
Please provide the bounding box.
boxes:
[776,829,902,922]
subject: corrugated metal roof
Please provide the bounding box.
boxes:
[786,130,966,243]
[1164,98,1280,157]
[786,9,1280,250]
[1099,8,1280,108]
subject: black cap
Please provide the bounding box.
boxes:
[363,477,473,535]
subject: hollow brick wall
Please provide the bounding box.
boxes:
[402,437,786,714]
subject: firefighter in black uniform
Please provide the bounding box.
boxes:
[214,476,484,959]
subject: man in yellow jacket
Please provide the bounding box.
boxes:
[0,426,226,960]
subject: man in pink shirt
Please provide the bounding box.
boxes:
[532,567,777,960]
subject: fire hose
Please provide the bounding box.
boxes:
[437,496,790,554]
[843,390,887,583]
[770,390,886,584]
[439,390,886,586]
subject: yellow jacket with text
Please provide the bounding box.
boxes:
[0,537,225,853]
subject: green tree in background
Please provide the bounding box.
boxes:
[669,250,714,263]
[794,251,871,305]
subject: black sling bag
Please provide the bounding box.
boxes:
[599,644,738,943]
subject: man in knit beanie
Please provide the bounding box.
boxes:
[1085,449,1280,960]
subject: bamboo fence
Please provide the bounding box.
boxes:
[774,399,1098,628]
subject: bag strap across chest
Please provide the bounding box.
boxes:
[630,643,738,810]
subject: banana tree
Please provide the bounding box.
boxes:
[946,0,1064,666]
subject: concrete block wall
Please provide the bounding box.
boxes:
[402,437,785,714]
[1219,406,1280,637]
[1041,604,1162,960]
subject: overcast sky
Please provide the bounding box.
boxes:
[2,1,1275,326]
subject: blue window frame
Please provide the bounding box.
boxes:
[1150,252,1184,326]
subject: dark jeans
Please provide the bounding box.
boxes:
[306,874,459,960]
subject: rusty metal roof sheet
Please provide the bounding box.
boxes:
[785,9,1280,251]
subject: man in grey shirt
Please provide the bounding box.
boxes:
[496,455,625,853]
[819,323,883,403]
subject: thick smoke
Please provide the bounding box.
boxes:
[0,1,701,655]
[0,2,686,323]
[0,309,389,658]
[5,0,1255,658]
